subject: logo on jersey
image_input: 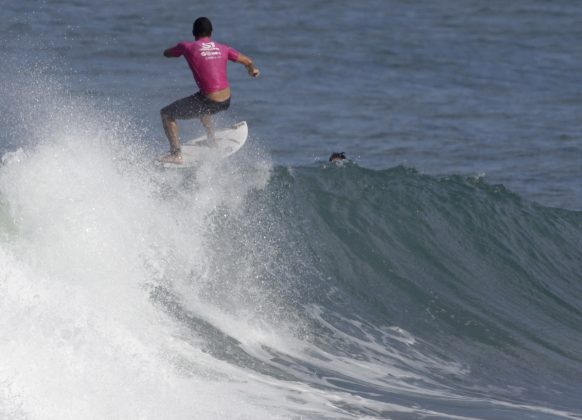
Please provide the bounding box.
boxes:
[200,42,221,58]
[201,42,217,50]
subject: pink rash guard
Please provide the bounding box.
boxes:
[166,37,240,95]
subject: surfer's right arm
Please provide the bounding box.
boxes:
[163,43,185,58]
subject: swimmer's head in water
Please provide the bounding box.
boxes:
[329,152,346,162]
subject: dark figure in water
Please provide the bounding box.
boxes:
[329,152,346,162]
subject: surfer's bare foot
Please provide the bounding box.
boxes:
[199,138,218,148]
[160,153,183,164]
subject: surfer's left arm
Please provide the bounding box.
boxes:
[236,53,260,77]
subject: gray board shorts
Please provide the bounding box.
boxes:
[162,92,230,119]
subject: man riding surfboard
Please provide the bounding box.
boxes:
[160,17,259,164]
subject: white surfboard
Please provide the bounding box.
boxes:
[158,121,248,168]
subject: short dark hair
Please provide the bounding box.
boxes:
[329,152,346,162]
[193,17,212,38]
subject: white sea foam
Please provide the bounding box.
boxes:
[0,74,312,419]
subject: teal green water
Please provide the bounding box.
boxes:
[226,163,582,417]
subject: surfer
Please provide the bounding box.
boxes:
[160,17,260,164]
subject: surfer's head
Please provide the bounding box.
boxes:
[193,17,213,39]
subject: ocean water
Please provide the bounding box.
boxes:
[1,1,582,419]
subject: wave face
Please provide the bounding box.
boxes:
[240,163,582,417]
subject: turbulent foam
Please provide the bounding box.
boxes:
[0,77,324,419]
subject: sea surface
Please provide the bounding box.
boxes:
[1,1,581,419]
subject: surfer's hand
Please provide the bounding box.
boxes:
[247,65,260,78]
[238,54,259,77]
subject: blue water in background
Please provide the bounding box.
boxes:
[1,1,582,419]
[1,0,581,209]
